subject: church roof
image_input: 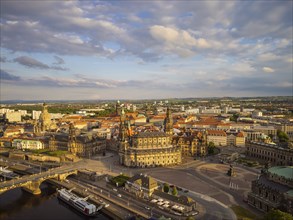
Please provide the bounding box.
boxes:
[132,131,169,138]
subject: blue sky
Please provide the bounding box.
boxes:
[0,0,292,100]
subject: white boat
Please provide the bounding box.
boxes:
[57,188,97,216]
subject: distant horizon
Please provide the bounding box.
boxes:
[1,95,292,104]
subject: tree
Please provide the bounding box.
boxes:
[277,130,289,143]
[186,217,195,220]
[208,142,215,155]
[172,186,178,196]
[263,209,293,220]
[229,113,239,122]
[163,183,169,193]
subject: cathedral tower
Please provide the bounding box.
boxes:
[164,106,173,135]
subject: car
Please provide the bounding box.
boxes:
[184,189,189,193]
[104,203,109,208]
[117,194,122,197]
[113,188,118,192]
[145,206,150,210]
[158,206,164,210]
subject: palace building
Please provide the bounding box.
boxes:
[248,166,293,214]
[246,141,293,166]
[119,107,182,167]
[48,123,106,158]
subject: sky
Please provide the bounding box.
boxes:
[0,0,292,101]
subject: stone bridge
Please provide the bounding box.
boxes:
[0,169,78,195]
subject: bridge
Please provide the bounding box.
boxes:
[0,167,78,195]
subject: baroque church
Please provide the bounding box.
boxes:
[119,107,182,167]
[33,103,57,133]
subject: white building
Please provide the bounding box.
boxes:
[185,108,199,115]
[5,112,22,122]
[0,108,14,115]
[32,110,42,120]
[252,110,263,118]
[12,138,45,150]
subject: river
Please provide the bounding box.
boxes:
[0,182,112,220]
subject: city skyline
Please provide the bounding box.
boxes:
[1,0,292,101]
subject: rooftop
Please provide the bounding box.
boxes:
[268,166,293,180]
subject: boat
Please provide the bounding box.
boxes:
[57,188,97,216]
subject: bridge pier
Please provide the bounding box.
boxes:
[22,180,42,195]
[0,169,78,195]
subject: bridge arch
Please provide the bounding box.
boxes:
[0,170,78,195]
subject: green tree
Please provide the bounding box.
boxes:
[186,217,195,220]
[263,209,293,220]
[277,130,289,143]
[208,142,215,155]
[163,183,170,193]
[172,186,178,196]
[229,113,239,122]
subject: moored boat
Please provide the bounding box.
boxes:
[57,188,97,216]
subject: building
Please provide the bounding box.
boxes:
[276,124,293,142]
[253,125,277,139]
[32,110,42,120]
[39,103,52,131]
[12,138,45,150]
[0,108,14,114]
[119,108,182,167]
[252,110,263,118]
[49,124,106,158]
[244,130,264,142]
[172,132,207,157]
[246,141,293,166]
[226,131,245,147]
[207,130,227,146]
[4,112,22,122]
[125,173,158,198]
[3,125,24,137]
[248,166,293,214]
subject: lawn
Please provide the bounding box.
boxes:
[231,205,259,220]
[110,174,130,187]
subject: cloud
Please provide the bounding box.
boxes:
[13,56,68,71]
[0,69,20,81]
[14,56,50,69]
[53,56,65,65]
[262,67,275,73]
[0,56,8,63]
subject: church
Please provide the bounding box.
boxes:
[118,107,182,167]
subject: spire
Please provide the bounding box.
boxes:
[119,107,127,142]
[164,106,173,135]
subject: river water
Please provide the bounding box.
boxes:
[0,182,111,220]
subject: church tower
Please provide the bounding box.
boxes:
[119,108,128,142]
[116,100,121,116]
[39,103,51,132]
[68,123,78,155]
[164,106,173,135]
[118,108,130,165]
